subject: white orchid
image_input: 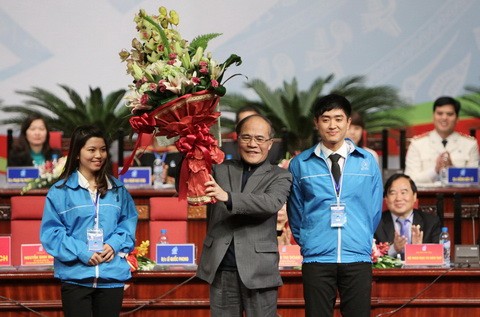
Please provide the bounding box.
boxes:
[120,6,242,114]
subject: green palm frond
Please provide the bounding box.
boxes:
[460,85,480,119]
[190,33,222,52]
[220,74,409,154]
[0,85,131,138]
[245,79,284,122]
[299,74,334,117]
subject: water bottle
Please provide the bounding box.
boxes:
[439,153,449,186]
[439,227,451,267]
[153,157,164,189]
[440,167,448,186]
[51,153,59,168]
[169,158,176,170]
[159,229,168,244]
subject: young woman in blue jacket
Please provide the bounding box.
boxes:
[40,125,138,317]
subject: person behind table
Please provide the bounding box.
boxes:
[405,96,479,184]
[133,141,180,186]
[287,93,383,317]
[277,203,294,246]
[221,105,261,160]
[235,105,261,125]
[347,111,379,163]
[40,125,138,317]
[197,114,292,317]
[8,114,61,166]
[374,173,442,259]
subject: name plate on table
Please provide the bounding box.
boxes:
[278,245,302,267]
[447,167,479,186]
[156,244,195,265]
[21,244,53,266]
[7,167,39,184]
[118,167,151,187]
[0,236,11,266]
[404,244,444,266]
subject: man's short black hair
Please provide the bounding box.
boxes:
[383,173,417,197]
[235,105,261,124]
[433,96,461,116]
[312,94,352,119]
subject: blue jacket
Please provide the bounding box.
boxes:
[287,140,382,264]
[40,171,138,288]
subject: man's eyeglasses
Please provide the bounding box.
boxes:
[238,134,272,144]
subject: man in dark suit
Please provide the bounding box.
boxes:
[375,173,442,258]
[196,114,292,317]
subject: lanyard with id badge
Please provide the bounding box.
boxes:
[331,202,346,227]
[330,161,346,228]
[87,192,104,252]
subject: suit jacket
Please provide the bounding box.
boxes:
[374,209,442,246]
[196,159,292,289]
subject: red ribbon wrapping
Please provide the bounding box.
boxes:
[121,90,224,205]
[175,123,224,204]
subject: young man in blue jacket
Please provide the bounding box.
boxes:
[287,94,383,317]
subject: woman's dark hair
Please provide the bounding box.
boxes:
[58,125,112,197]
[8,114,55,165]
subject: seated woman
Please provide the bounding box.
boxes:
[8,114,61,167]
[347,111,379,163]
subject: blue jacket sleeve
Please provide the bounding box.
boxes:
[287,158,303,245]
[104,187,138,254]
[371,158,383,231]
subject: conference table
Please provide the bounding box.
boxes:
[0,185,479,316]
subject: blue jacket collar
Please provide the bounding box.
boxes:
[302,139,364,161]
[63,170,122,190]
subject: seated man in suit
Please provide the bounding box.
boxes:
[375,173,442,259]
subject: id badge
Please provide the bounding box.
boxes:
[330,203,346,227]
[87,228,104,252]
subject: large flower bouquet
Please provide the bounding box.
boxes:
[119,6,242,205]
[21,156,67,194]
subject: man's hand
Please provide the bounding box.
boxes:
[278,227,292,246]
[204,175,228,202]
[277,204,288,230]
[411,224,424,244]
[393,231,408,253]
